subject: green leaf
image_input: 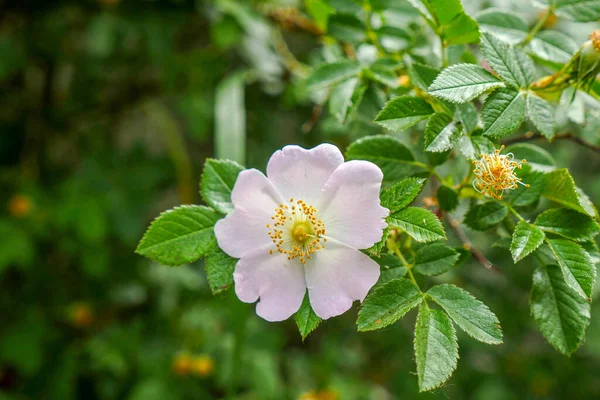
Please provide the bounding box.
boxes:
[480,31,535,88]
[327,13,367,42]
[427,284,503,344]
[374,96,434,132]
[408,62,440,91]
[346,136,423,182]
[424,112,462,153]
[526,93,556,139]
[200,159,245,214]
[530,30,578,64]
[455,102,479,134]
[215,73,246,164]
[388,207,446,243]
[482,87,525,138]
[542,169,598,217]
[295,294,322,341]
[414,306,459,392]
[366,226,389,256]
[376,26,412,53]
[372,253,408,286]
[136,205,221,266]
[510,221,545,262]
[380,177,426,212]
[547,0,600,22]
[437,184,458,211]
[547,238,596,301]
[417,0,480,45]
[205,246,237,294]
[428,63,505,103]
[366,64,399,88]
[476,9,528,44]
[329,77,366,124]
[306,60,362,89]
[413,244,459,276]
[531,265,591,355]
[505,143,556,172]
[535,208,600,242]
[357,278,422,331]
[464,201,508,231]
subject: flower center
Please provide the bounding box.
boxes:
[267,198,326,264]
[473,146,529,200]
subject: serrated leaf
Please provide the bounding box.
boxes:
[427,284,503,344]
[547,238,596,301]
[306,60,362,89]
[346,136,423,182]
[380,177,426,212]
[480,32,535,88]
[424,113,462,153]
[413,244,459,276]
[531,265,590,355]
[388,207,446,243]
[366,226,389,256]
[414,306,459,392]
[327,13,366,42]
[205,245,237,294]
[295,294,322,341]
[372,253,408,286]
[428,64,505,103]
[505,143,556,172]
[374,96,434,132]
[329,77,366,124]
[200,159,245,214]
[136,205,221,266]
[419,0,480,45]
[408,62,440,91]
[510,221,545,262]
[547,0,600,22]
[456,102,479,133]
[437,184,458,212]
[529,30,578,64]
[526,93,556,139]
[535,208,600,242]
[357,278,422,331]
[464,201,508,231]
[366,64,399,88]
[542,169,598,217]
[482,87,525,138]
[476,9,528,44]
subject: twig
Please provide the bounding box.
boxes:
[502,132,600,154]
[444,215,501,272]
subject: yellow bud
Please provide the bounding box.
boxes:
[8,195,32,217]
[191,355,214,377]
[172,354,193,376]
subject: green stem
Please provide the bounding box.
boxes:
[521,8,554,46]
[506,204,525,222]
[441,41,448,68]
[387,237,429,307]
[364,1,385,55]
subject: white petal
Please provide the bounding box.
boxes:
[266,144,344,205]
[305,239,380,319]
[214,169,283,259]
[234,249,306,322]
[316,160,389,249]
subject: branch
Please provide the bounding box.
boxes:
[502,132,600,153]
[444,214,501,272]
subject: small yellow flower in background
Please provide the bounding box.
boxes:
[473,146,529,200]
[398,75,410,87]
[172,354,193,376]
[299,389,338,400]
[68,302,94,328]
[190,355,214,377]
[8,195,32,217]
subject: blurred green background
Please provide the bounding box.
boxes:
[1,0,600,399]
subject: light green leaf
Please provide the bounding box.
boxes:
[535,208,600,242]
[376,26,412,53]
[505,171,545,207]
[381,177,426,212]
[424,112,462,153]
[531,265,590,355]
[542,169,598,217]
[480,31,535,88]
[346,136,423,182]
[215,73,246,164]
[547,238,596,301]
[414,306,459,392]
[357,278,422,331]
[456,102,479,133]
[306,60,362,89]
[205,246,237,294]
[416,0,480,45]
[427,284,503,344]
[548,0,600,22]
[295,294,322,341]
[482,88,525,138]
[464,201,508,231]
[329,77,366,124]
[374,96,434,132]
[413,244,459,276]
[476,9,528,44]
[526,93,556,139]
[505,143,556,172]
[428,64,505,103]
[200,159,245,214]
[388,207,446,243]
[366,64,399,88]
[136,205,221,266]
[327,13,366,42]
[510,221,545,262]
[530,30,578,64]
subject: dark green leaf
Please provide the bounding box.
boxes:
[388,207,446,243]
[482,87,526,138]
[464,201,508,231]
[437,184,458,211]
[535,208,600,242]
[295,294,322,340]
[372,253,408,286]
[413,244,459,276]
[200,159,245,214]
[327,13,366,42]
[510,221,545,262]
[374,96,434,132]
[542,169,598,217]
[205,245,237,294]
[547,238,596,301]
[424,112,462,153]
[381,177,426,212]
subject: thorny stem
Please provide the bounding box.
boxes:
[502,132,600,154]
[521,8,554,46]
